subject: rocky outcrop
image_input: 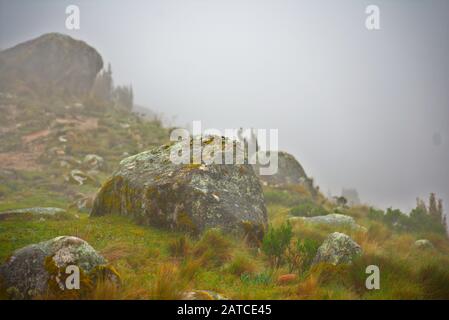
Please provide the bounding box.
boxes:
[91,137,267,240]
[289,214,366,231]
[0,236,119,299]
[0,33,103,99]
[252,151,316,194]
[313,232,362,265]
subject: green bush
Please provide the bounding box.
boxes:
[368,207,446,235]
[286,238,320,274]
[289,199,328,217]
[262,222,293,268]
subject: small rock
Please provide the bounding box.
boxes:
[313,232,362,265]
[70,193,94,213]
[83,154,104,170]
[414,239,434,250]
[181,290,229,300]
[69,169,97,186]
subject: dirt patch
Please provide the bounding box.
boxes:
[22,129,51,144]
[0,151,43,171]
[55,117,98,131]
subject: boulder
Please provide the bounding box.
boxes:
[289,214,366,231]
[313,232,362,265]
[0,207,66,221]
[0,33,103,99]
[91,137,267,239]
[0,236,119,299]
[252,151,316,193]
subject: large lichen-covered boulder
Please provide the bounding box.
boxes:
[0,236,119,299]
[313,232,362,265]
[90,137,267,239]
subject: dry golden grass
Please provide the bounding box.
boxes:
[150,263,187,300]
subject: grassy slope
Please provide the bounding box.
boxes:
[1,97,449,300]
[1,187,449,299]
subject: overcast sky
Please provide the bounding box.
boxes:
[1,0,448,212]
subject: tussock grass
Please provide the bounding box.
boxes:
[1,180,449,300]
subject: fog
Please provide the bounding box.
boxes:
[1,0,448,212]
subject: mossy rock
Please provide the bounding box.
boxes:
[313,232,362,266]
[91,136,267,238]
[0,236,119,299]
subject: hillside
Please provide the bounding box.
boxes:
[1,34,449,300]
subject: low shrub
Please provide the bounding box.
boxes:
[262,222,293,268]
[285,238,320,274]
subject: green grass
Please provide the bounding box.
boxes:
[1,95,449,299]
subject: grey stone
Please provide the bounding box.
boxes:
[91,136,267,239]
[0,236,117,299]
[313,232,362,265]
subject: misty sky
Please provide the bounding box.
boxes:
[1,0,448,212]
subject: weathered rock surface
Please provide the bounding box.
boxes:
[0,236,119,299]
[313,232,362,265]
[91,137,267,238]
[252,151,316,193]
[0,207,66,221]
[0,33,103,99]
[289,213,366,231]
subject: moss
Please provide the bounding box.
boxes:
[89,264,121,287]
[185,163,201,170]
[92,176,128,217]
[43,255,93,299]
